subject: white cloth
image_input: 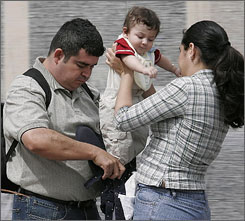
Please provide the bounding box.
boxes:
[118,172,137,220]
[1,193,13,220]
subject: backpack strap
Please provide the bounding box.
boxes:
[5,68,51,163]
[4,140,18,164]
[23,68,52,109]
[81,83,94,100]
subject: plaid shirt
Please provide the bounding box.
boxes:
[115,69,229,190]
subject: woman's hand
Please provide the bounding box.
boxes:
[106,44,125,75]
[106,43,134,77]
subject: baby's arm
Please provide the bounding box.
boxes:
[157,55,181,77]
[121,55,157,78]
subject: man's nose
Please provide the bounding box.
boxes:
[81,67,91,77]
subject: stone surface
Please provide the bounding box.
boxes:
[1,1,244,220]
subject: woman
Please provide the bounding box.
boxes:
[106,20,244,220]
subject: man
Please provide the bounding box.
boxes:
[3,18,125,220]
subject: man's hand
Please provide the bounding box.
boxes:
[92,148,125,180]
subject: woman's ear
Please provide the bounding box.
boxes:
[188,43,196,61]
[188,43,202,64]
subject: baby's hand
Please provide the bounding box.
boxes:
[142,66,158,78]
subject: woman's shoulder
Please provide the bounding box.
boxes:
[171,70,213,86]
[170,76,193,87]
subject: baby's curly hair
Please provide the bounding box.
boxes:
[123,6,160,36]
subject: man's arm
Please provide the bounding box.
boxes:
[22,128,125,179]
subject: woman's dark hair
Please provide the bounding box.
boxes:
[181,20,244,128]
[48,18,105,61]
[123,6,160,36]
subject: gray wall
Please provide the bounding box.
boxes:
[1,1,244,220]
[29,1,186,92]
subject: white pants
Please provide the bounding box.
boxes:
[99,88,148,165]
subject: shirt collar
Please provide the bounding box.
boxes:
[193,69,213,75]
[33,57,87,98]
[33,57,70,92]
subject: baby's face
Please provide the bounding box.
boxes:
[123,23,157,55]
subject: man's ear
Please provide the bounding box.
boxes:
[53,48,64,64]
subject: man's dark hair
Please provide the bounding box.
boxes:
[48,18,105,61]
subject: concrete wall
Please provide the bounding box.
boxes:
[1,1,244,220]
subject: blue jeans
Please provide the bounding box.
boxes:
[12,194,101,220]
[133,184,211,220]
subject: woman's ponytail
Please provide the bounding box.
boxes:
[213,46,244,128]
[182,20,244,128]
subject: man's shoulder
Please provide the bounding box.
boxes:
[10,73,33,87]
[7,71,48,100]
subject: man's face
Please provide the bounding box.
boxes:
[55,49,99,91]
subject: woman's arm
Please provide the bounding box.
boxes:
[114,68,134,113]
[105,47,134,113]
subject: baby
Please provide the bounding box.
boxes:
[100,6,180,166]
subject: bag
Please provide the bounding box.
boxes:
[75,125,106,188]
[1,68,51,191]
